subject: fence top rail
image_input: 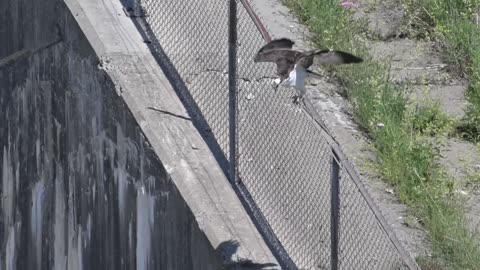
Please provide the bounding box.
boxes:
[238,0,272,42]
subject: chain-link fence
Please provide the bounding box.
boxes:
[339,166,408,270]
[127,0,419,269]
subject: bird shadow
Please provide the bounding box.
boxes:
[216,240,279,270]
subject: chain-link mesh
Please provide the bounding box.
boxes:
[339,167,409,270]
[236,4,332,269]
[133,0,417,269]
[138,0,230,156]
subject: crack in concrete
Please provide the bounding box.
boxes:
[185,68,277,84]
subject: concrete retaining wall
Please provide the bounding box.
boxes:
[0,1,223,269]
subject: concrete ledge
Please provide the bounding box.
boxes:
[64,0,277,266]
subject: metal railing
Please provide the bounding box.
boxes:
[127,0,419,269]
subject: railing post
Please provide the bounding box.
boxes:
[228,0,238,184]
[331,150,340,270]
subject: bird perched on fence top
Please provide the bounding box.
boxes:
[254,38,363,103]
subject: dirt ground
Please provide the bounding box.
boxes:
[251,0,480,264]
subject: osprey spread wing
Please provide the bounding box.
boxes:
[254,38,363,80]
[253,38,363,103]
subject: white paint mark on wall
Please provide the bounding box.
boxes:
[54,165,67,270]
[35,139,41,170]
[2,146,15,226]
[31,180,45,270]
[118,167,128,222]
[86,213,92,245]
[160,191,169,199]
[116,129,129,224]
[6,225,16,270]
[77,229,84,270]
[136,186,156,270]
[67,219,83,270]
[129,221,133,251]
[115,124,141,226]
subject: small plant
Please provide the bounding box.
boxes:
[459,83,480,142]
[465,171,480,191]
[416,256,446,270]
[410,103,455,137]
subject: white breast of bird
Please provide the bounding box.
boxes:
[283,64,306,91]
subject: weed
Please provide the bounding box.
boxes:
[416,256,446,270]
[403,0,480,142]
[465,171,480,191]
[410,103,455,137]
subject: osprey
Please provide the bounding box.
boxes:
[254,38,363,103]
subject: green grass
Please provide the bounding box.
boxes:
[283,0,480,268]
[411,102,455,136]
[403,0,480,142]
[465,171,480,192]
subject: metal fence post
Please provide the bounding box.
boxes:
[331,151,340,270]
[228,0,238,184]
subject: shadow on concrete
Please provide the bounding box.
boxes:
[217,240,278,270]
[117,1,295,269]
[118,0,230,173]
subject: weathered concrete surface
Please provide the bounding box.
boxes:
[0,0,277,269]
[0,4,220,270]
[353,0,405,40]
[0,0,61,59]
